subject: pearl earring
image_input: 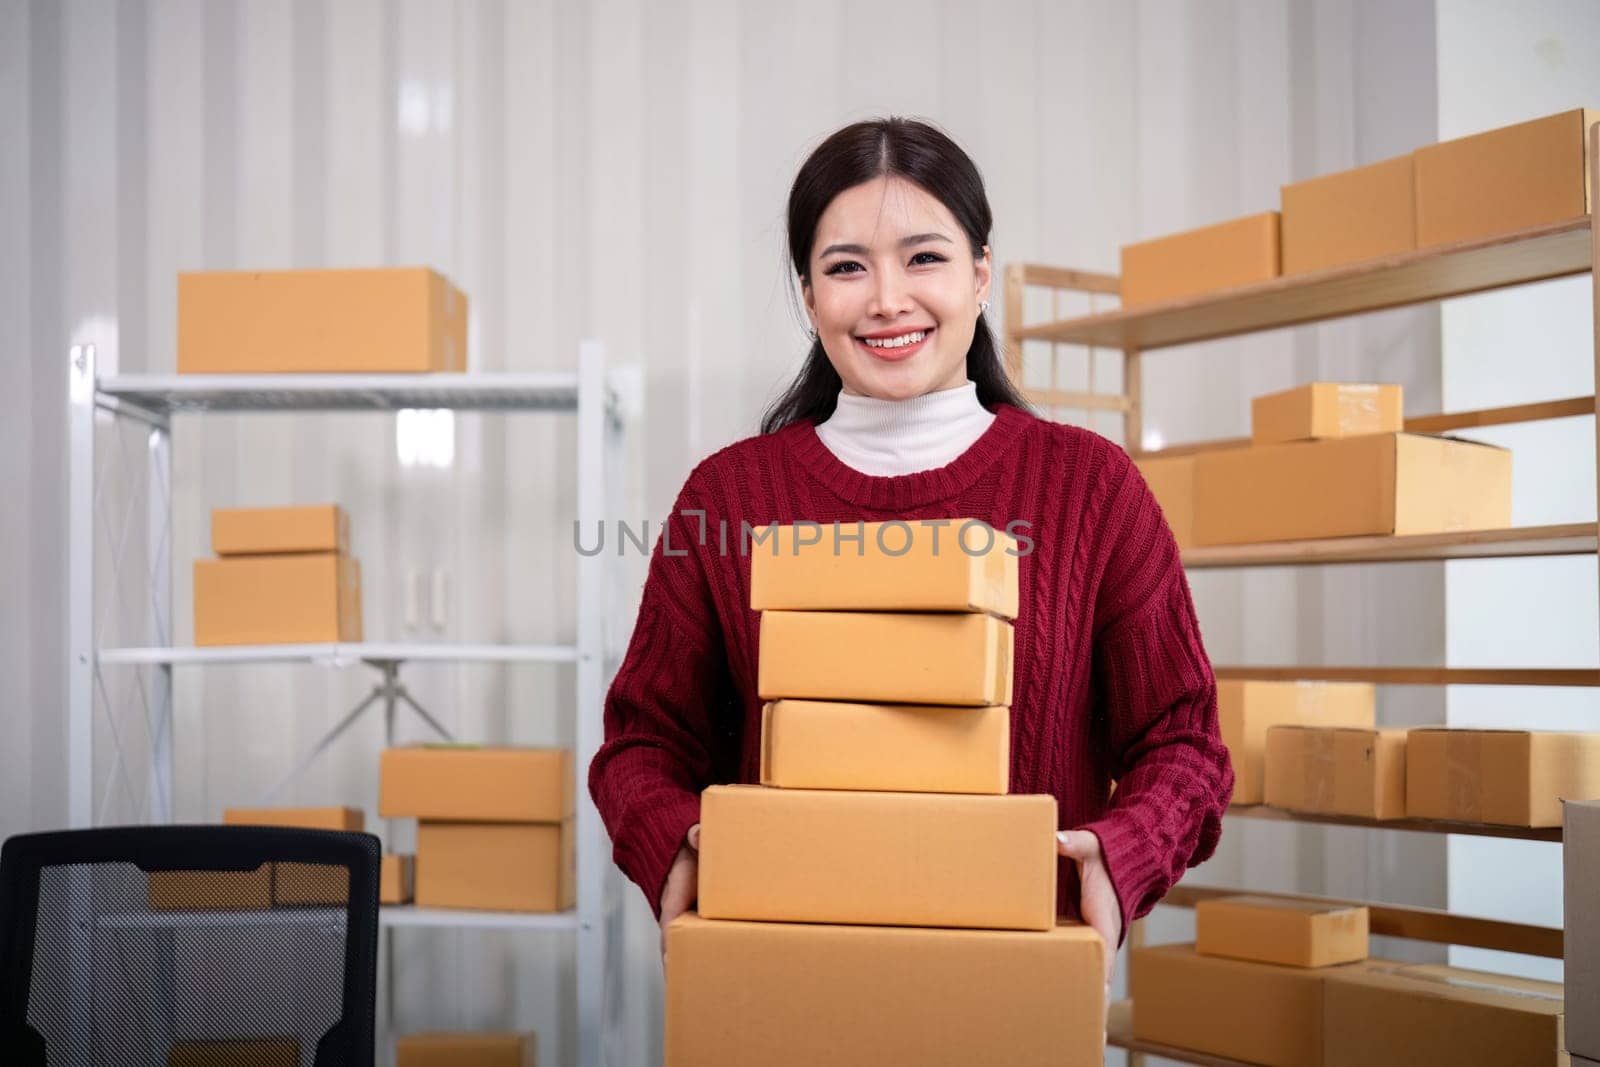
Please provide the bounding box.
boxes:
[979,300,990,314]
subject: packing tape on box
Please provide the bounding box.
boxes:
[1362,964,1562,1003]
[1308,731,1338,811]
[1445,731,1483,823]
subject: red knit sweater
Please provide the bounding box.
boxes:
[588,402,1234,937]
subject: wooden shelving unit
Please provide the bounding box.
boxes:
[1226,803,1563,843]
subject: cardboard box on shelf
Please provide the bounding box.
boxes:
[1219,680,1376,805]
[1195,895,1369,968]
[1251,383,1404,445]
[1264,726,1406,820]
[1568,800,1600,1059]
[748,519,1019,618]
[1414,107,1598,248]
[757,610,1013,706]
[415,821,574,913]
[697,785,1056,931]
[1280,155,1416,274]
[395,1032,536,1067]
[1406,728,1600,827]
[193,553,362,646]
[211,505,350,557]
[221,807,364,832]
[379,746,574,822]
[665,914,1104,1067]
[148,866,274,912]
[168,1038,299,1067]
[1120,211,1281,307]
[381,853,416,906]
[218,807,362,906]
[759,699,1009,794]
[1322,962,1565,1066]
[1192,432,1511,546]
[1133,455,1196,550]
[178,267,468,374]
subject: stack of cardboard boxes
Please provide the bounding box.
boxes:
[666,520,1104,1067]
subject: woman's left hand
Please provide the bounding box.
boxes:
[1056,830,1122,992]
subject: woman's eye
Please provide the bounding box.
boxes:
[911,252,946,265]
[825,260,863,275]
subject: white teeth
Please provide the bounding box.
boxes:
[862,330,927,349]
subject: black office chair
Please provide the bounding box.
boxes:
[0,825,380,1066]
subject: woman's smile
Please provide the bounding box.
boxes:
[854,326,934,362]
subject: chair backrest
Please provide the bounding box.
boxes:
[0,825,379,1067]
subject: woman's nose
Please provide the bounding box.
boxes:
[867,269,914,318]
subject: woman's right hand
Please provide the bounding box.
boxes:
[658,823,701,959]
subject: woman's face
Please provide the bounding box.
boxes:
[803,175,992,400]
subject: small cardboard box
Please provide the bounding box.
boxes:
[1264,726,1406,819]
[1251,383,1404,445]
[148,866,274,912]
[749,519,1019,619]
[757,610,1013,706]
[697,785,1056,931]
[220,807,364,907]
[1219,680,1376,805]
[168,1039,299,1067]
[1414,108,1598,248]
[1134,455,1196,550]
[212,505,350,557]
[1120,211,1281,307]
[1568,800,1600,1058]
[1280,155,1416,274]
[1193,433,1511,546]
[665,914,1104,1067]
[759,699,1009,794]
[396,1033,537,1067]
[1195,895,1369,968]
[379,746,574,822]
[1406,728,1600,827]
[179,266,468,374]
[1322,962,1565,1066]
[193,553,362,646]
[381,853,416,905]
[221,806,364,832]
[415,820,574,913]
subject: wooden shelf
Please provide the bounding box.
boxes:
[1213,666,1600,687]
[1183,523,1596,568]
[1105,1000,1251,1067]
[1227,803,1561,842]
[1017,216,1591,351]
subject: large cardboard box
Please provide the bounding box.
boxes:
[193,553,362,646]
[1134,455,1195,550]
[1219,680,1376,805]
[148,866,273,912]
[168,1039,299,1067]
[1406,728,1600,827]
[212,505,349,557]
[757,610,1013,706]
[379,746,574,822]
[1193,432,1511,546]
[1195,895,1369,968]
[178,267,468,374]
[1323,962,1565,1066]
[221,806,364,832]
[1264,726,1406,819]
[1568,800,1600,1058]
[665,914,1104,1067]
[749,519,1019,618]
[1120,211,1281,307]
[396,1033,536,1067]
[1414,108,1598,248]
[1280,156,1416,274]
[220,807,364,907]
[1251,383,1404,445]
[698,785,1056,931]
[381,853,416,905]
[415,821,575,913]
[759,699,1009,794]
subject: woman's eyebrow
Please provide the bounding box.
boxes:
[818,232,954,258]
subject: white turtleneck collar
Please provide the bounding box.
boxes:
[815,380,997,477]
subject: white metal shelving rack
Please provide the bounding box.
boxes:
[66,343,631,1067]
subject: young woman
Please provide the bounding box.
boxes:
[588,117,1233,987]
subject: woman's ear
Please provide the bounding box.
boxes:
[975,246,994,308]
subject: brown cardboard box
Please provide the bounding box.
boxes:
[168,1038,299,1067]
[178,267,468,374]
[1120,211,1281,307]
[1134,455,1196,550]
[219,807,364,907]
[1193,432,1511,546]
[221,806,364,831]
[148,866,273,911]
[1568,800,1600,1058]
[415,821,574,913]
[1264,726,1406,819]
[379,746,574,822]
[396,1033,536,1067]
[381,853,416,905]
[697,785,1056,931]
[193,553,362,646]
[749,520,1019,618]
[212,505,349,557]
[1414,108,1598,248]
[1219,680,1376,805]
[1280,155,1416,274]
[1406,728,1600,827]
[757,610,1013,706]
[1251,383,1404,445]
[665,913,1104,1067]
[1195,895,1369,968]
[1323,962,1565,1066]
[759,699,1009,794]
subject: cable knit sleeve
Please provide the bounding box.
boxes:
[1076,448,1234,941]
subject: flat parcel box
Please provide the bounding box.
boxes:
[221,806,363,906]
[749,519,1018,618]
[1264,726,1406,819]
[179,266,468,374]
[415,820,575,913]
[698,785,1056,931]
[168,1039,299,1067]
[1568,799,1600,1059]
[396,1032,537,1067]
[380,853,416,905]
[193,553,362,646]
[1406,728,1600,827]
[1250,383,1404,446]
[1280,155,1416,275]
[212,505,350,557]
[1195,895,1369,968]
[665,914,1104,1067]
[379,745,574,822]
[1219,680,1376,806]
[1120,211,1281,307]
